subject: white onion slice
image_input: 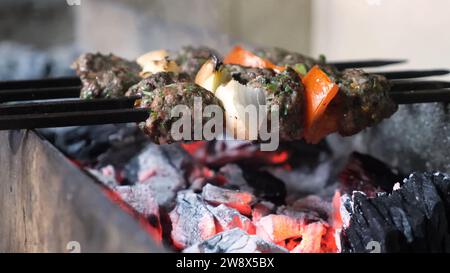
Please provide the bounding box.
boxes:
[215,80,266,140]
[195,58,230,93]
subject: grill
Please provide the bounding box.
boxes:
[1,0,450,254]
[0,129,163,252]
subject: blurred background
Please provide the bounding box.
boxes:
[0,0,449,171]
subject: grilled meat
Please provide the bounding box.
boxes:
[256,47,319,69]
[174,46,221,79]
[226,64,276,85]
[137,82,224,144]
[72,53,142,99]
[126,71,191,97]
[71,47,397,143]
[245,67,305,140]
[333,69,397,135]
[255,47,338,77]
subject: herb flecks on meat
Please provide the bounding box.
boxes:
[334,69,397,136]
[137,82,224,144]
[174,46,221,79]
[126,72,191,97]
[247,67,305,140]
[72,53,142,99]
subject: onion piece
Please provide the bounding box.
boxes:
[137,49,180,77]
[195,57,231,93]
[215,80,266,140]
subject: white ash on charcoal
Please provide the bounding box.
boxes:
[218,164,255,193]
[169,190,217,249]
[341,172,450,253]
[267,161,335,201]
[183,228,288,253]
[207,204,256,235]
[123,143,186,209]
[86,165,121,188]
[115,184,161,229]
[279,195,333,222]
[252,201,276,222]
[202,183,256,216]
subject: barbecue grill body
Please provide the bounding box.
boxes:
[0,130,164,253]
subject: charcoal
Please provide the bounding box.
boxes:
[267,159,335,200]
[281,195,332,222]
[278,140,332,168]
[183,228,288,253]
[339,152,404,197]
[42,124,147,165]
[184,160,221,192]
[218,164,254,193]
[240,166,287,205]
[86,165,120,188]
[123,144,186,209]
[115,184,160,224]
[169,190,216,249]
[255,214,305,243]
[252,201,276,222]
[159,143,192,172]
[341,172,450,253]
[207,204,256,234]
[95,133,150,170]
[202,184,256,216]
[290,222,327,253]
[184,140,291,168]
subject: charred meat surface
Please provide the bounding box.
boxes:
[72,53,142,99]
[137,82,224,144]
[125,71,191,97]
[174,46,221,79]
[226,64,276,85]
[333,69,397,136]
[246,67,305,140]
[255,47,338,76]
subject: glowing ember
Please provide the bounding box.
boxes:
[208,204,256,234]
[181,141,207,156]
[269,151,289,164]
[102,187,163,244]
[290,222,326,253]
[255,214,304,243]
[202,183,256,216]
[169,191,217,249]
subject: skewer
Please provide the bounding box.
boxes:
[0,108,149,130]
[389,88,450,104]
[390,80,450,92]
[374,69,450,79]
[0,76,80,90]
[330,59,405,70]
[0,86,81,102]
[0,96,139,115]
[0,62,449,131]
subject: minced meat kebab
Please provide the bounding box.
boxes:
[71,45,398,144]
